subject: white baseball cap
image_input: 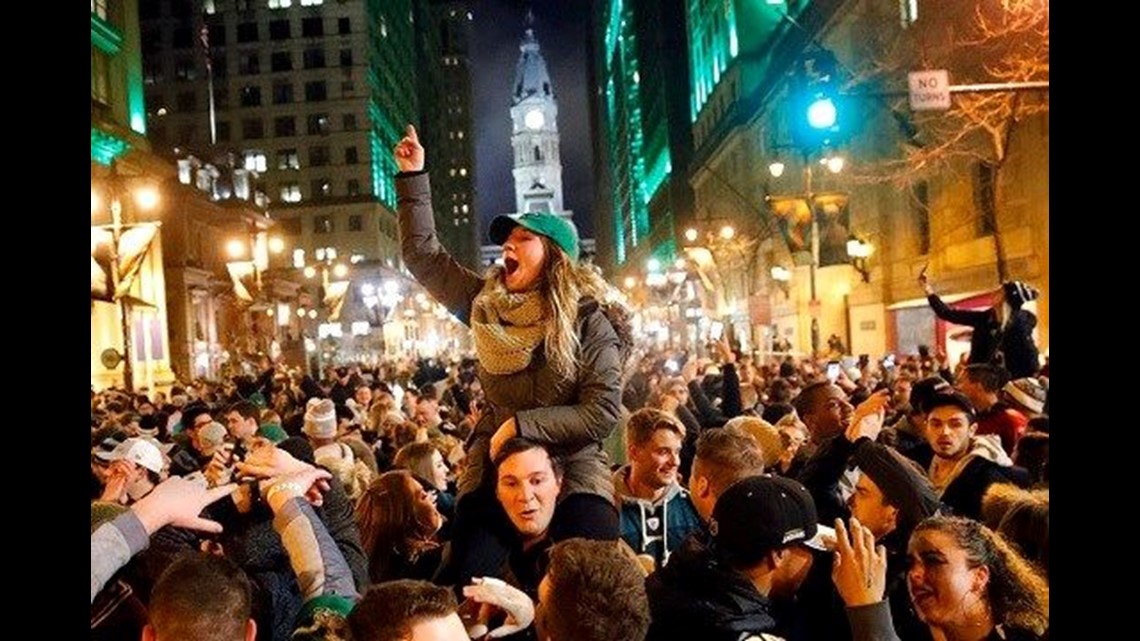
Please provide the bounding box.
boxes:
[109,437,165,474]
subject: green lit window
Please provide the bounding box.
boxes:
[91,47,111,106]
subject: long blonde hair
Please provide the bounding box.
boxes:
[539,238,624,378]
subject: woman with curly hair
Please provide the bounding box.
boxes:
[354,470,444,585]
[833,515,1048,641]
[395,125,631,587]
[905,516,1048,640]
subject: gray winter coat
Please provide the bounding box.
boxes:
[396,172,622,502]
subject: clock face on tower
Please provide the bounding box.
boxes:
[524,108,545,130]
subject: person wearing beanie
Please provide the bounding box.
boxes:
[1003,377,1048,417]
[304,398,338,444]
[957,363,1029,456]
[395,124,632,589]
[919,270,1041,378]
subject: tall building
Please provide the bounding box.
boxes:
[671,0,1048,358]
[591,0,695,275]
[509,25,570,219]
[92,0,177,391]
[139,0,421,275]
[426,1,479,269]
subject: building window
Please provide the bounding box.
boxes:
[348,214,363,231]
[237,22,258,43]
[344,146,358,165]
[974,163,998,237]
[339,48,353,67]
[278,149,300,170]
[309,145,331,167]
[176,91,197,111]
[337,17,351,34]
[341,80,355,94]
[913,180,931,254]
[307,114,331,135]
[217,121,231,141]
[534,146,542,162]
[173,27,193,48]
[342,113,357,130]
[304,81,327,102]
[240,85,262,107]
[206,24,226,46]
[303,47,326,69]
[175,58,197,80]
[314,215,334,233]
[347,179,361,196]
[241,118,265,139]
[274,116,296,136]
[143,60,164,85]
[268,0,293,8]
[272,82,293,104]
[212,58,227,80]
[280,183,302,203]
[244,151,268,172]
[141,29,161,54]
[269,19,290,40]
[312,180,332,199]
[302,17,324,37]
[91,48,110,105]
[300,0,323,5]
[239,52,260,75]
[271,51,292,72]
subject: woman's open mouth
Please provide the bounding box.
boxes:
[504,257,520,276]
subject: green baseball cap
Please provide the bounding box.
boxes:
[489,212,580,262]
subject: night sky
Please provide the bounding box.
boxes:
[469,0,596,240]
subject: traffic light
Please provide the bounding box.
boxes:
[790,50,849,151]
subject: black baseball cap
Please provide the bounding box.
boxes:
[710,475,822,567]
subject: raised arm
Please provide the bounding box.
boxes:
[920,272,989,328]
[394,124,484,324]
[91,477,236,602]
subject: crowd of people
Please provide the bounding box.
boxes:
[92,125,1050,641]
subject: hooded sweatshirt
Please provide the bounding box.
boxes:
[929,434,1028,519]
[612,465,703,570]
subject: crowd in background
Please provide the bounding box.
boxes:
[91,339,1049,641]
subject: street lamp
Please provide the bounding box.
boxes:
[91,162,162,392]
[770,265,792,296]
[846,236,874,282]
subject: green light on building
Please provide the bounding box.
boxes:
[91,127,131,166]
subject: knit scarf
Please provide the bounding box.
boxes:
[470,273,548,375]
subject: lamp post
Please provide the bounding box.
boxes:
[767,151,846,358]
[92,161,160,392]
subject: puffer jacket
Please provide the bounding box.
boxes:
[397,172,623,502]
[612,466,704,569]
[646,536,787,641]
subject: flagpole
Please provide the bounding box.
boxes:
[109,162,136,392]
[200,23,217,145]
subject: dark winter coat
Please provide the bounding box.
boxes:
[646,536,788,641]
[398,171,624,502]
[926,294,1039,378]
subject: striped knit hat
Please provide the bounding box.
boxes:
[1002,281,1039,309]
